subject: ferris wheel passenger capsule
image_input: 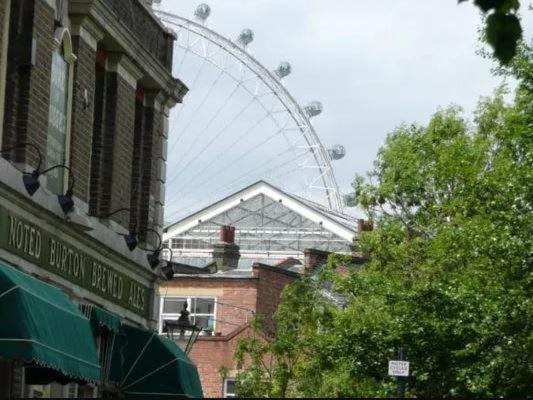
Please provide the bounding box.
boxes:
[274,62,292,79]
[304,101,323,118]
[237,29,254,48]
[328,144,346,161]
[194,3,211,22]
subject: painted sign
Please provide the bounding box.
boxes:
[0,206,150,318]
[388,360,410,377]
[46,47,69,194]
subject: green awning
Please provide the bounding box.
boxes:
[89,305,122,333]
[111,324,203,398]
[0,260,101,383]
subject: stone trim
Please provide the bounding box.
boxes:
[144,90,166,112]
[106,53,143,88]
[70,16,104,51]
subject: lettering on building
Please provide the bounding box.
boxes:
[7,215,42,260]
[49,239,86,282]
[1,208,150,318]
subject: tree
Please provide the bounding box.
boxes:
[233,44,532,397]
[459,0,523,64]
[233,275,337,398]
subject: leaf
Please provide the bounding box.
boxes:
[474,0,506,12]
[485,12,523,64]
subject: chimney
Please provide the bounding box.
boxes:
[213,226,240,272]
[303,248,331,273]
[357,219,373,232]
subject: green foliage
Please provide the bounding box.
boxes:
[233,276,335,397]
[459,0,523,64]
[234,45,532,397]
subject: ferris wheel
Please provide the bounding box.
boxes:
[155,4,346,223]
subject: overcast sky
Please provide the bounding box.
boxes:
[158,0,532,220]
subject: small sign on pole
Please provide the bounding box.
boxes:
[388,360,410,377]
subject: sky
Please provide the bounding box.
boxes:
[157,0,532,221]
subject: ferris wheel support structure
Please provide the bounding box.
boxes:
[155,9,344,212]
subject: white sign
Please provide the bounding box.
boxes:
[388,360,410,377]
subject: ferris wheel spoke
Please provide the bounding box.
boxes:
[167,95,257,185]
[167,68,225,156]
[167,81,243,184]
[175,104,275,193]
[167,126,287,204]
[157,10,344,214]
[166,116,294,206]
[168,53,211,135]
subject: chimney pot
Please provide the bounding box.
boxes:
[219,225,235,244]
[214,226,240,271]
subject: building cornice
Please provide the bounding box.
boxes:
[69,0,188,103]
[107,53,143,88]
[70,15,105,51]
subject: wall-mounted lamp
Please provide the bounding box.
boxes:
[143,228,163,270]
[25,164,76,213]
[92,208,138,250]
[1,143,75,213]
[1,142,42,195]
[124,233,139,251]
[161,248,175,280]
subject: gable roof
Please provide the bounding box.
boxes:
[164,180,356,242]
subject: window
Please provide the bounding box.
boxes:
[160,296,215,334]
[223,378,236,398]
[171,238,184,249]
[46,28,75,194]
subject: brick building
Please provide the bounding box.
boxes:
[0,0,202,398]
[160,252,299,398]
[159,181,358,397]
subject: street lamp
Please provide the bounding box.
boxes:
[163,302,202,354]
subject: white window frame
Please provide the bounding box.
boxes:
[223,377,236,398]
[159,296,217,334]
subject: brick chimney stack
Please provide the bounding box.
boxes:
[357,219,373,232]
[213,226,241,272]
[303,248,331,273]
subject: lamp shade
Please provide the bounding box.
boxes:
[22,172,40,196]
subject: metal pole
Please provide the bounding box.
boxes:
[397,346,406,398]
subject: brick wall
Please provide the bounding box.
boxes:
[93,69,136,227]
[164,277,258,336]
[163,266,298,397]
[254,264,298,333]
[2,0,54,169]
[190,325,256,398]
[70,35,96,202]
[0,0,5,82]
[138,99,156,236]
[129,89,145,232]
